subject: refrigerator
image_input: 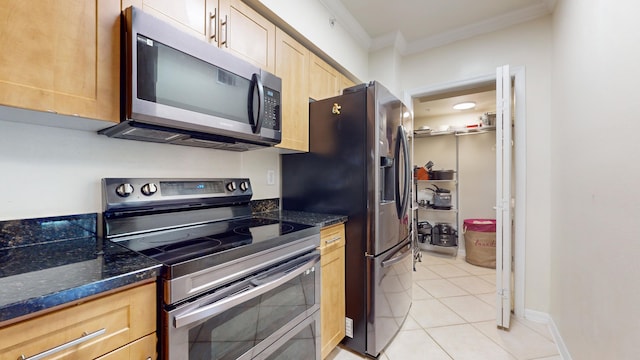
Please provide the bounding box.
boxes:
[282,81,413,357]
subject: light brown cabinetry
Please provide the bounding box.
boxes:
[0,1,120,123]
[0,282,157,360]
[319,223,346,359]
[95,333,157,360]
[274,28,309,152]
[126,0,275,73]
[219,0,275,73]
[340,74,357,92]
[122,0,217,40]
[309,53,340,101]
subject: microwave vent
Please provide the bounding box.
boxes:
[121,127,184,142]
[217,69,236,86]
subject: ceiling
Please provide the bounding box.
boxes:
[320,0,556,55]
[317,0,552,119]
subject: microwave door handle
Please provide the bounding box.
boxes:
[248,73,265,134]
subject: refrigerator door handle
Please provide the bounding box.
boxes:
[394,125,411,219]
[381,241,412,268]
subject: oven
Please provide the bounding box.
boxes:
[101,178,321,360]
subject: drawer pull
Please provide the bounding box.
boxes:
[18,328,106,360]
[325,236,341,245]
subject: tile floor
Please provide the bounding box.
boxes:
[327,251,561,360]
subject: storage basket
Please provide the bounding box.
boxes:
[463,219,496,268]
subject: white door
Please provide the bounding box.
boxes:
[496,65,513,329]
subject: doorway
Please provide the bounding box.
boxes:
[406,66,525,328]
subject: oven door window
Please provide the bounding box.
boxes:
[173,257,319,360]
[259,312,319,360]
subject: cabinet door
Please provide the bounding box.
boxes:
[339,73,356,93]
[219,0,275,72]
[319,224,346,359]
[0,282,156,360]
[124,0,217,41]
[309,53,340,101]
[0,0,120,122]
[95,333,157,360]
[275,28,309,152]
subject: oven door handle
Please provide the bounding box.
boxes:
[173,254,320,329]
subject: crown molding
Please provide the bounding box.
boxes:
[370,2,553,55]
[370,31,407,54]
[318,0,372,48]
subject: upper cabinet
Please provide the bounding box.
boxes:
[340,73,357,92]
[218,0,275,73]
[128,0,275,73]
[122,0,216,40]
[309,53,340,101]
[275,28,309,152]
[0,1,120,123]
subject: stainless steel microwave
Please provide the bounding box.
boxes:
[99,6,282,151]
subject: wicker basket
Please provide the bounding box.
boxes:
[463,219,496,268]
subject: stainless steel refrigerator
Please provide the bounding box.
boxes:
[282,81,413,357]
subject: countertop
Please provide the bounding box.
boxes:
[0,209,345,325]
[258,209,347,228]
[0,214,160,325]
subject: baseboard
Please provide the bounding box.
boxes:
[524,309,572,360]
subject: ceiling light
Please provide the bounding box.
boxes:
[403,111,411,118]
[452,101,476,110]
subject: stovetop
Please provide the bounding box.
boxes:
[113,216,317,278]
[102,178,320,281]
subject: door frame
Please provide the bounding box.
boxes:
[404,65,526,318]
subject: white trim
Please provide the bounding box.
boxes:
[404,65,526,319]
[548,315,573,360]
[321,1,553,55]
[512,66,526,318]
[403,3,550,55]
[523,308,551,323]
[524,309,572,360]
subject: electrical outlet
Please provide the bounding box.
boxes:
[345,317,353,338]
[266,170,275,185]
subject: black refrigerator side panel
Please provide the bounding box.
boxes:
[282,90,369,354]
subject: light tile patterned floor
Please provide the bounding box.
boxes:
[326,251,561,360]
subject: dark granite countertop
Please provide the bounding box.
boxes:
[0,214,160,325]
[257,209,347,228]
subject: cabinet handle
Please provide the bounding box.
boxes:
[325,236,341,245]
[220,15,228,48]
[209,9,217,43]
[17,328,106,360]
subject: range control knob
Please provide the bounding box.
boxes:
[115,183,134,197]
[239,181,249,192]
[226,181,237,192]
[141,183,158,196]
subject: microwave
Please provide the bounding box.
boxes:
[99,6,282,151]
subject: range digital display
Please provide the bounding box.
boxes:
[160,181,225,196]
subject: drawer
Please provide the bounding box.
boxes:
[95,333,157,360]
[0,282,156,360]
[318,224,345,255]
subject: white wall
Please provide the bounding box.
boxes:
[401,17,553,313]
[253,0,369,81]
[550,0,640,358]
[369,46,403,99]
[0,116,279,221]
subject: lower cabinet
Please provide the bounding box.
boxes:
[0,281,157,360]
[319,223,346,359]
[95,333,157,360]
